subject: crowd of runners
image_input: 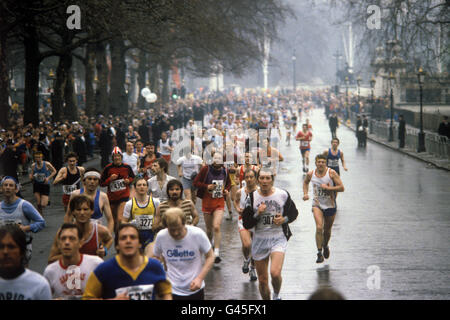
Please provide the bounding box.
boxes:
[0,87,353,300]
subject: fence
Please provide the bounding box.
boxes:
[349,112,449,159]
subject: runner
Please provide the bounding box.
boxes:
[100,147,135,232]
[242,169,298,300]
[176,147,203,203]
[302,154,345,263]
[0,176,46,264]
[139,141,158,180]
[48,195,113,263]
[64,168,114,234]
[238,152,260,188]
[157,131,174,164]
[147,158,176,202]
[43,223,103,299]
[323,138,348,176]
[122,141,140,176]
[122,177,160,255]
[29,151,57,215]
[153,208,214,300]
[83,223,172,300]
[0,224,51,300]
[296,123,313,173]
[234,168,258,281]
[152,179,199,253]
[53,152,85,212]
[193,152,231,264]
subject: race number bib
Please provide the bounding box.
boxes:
[115,284,154,300]
[62,184,77,195]
[301,141,309,147]
[261,213,274,226]
[0,219,22,226]
[327,159,339,168]
[135,215,153,230]
[211,180,224,199]
[34,173,46,183]
[313,185,329,198]
[110,179,126,192]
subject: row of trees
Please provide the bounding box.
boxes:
[333,0,449,77]
[0,0,292,127]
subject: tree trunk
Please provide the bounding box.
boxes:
[23,23,40,126]
[109,38,127,116]
[95,41,109,116]
[0,10,9,128]
[161,61,169,106]
[64,67,78,121]
[52,57,66,123]
[137,50,146,109]
[85,43,96,118]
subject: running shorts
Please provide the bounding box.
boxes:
[251,234,287,261]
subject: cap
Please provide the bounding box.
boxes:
[111,147,122,156]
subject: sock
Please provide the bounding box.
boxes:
[272,292,279,300]
[214,248,220,256]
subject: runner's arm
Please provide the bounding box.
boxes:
[340,151,348,171]
[152,206,162,232]
[52,167,66,185]
[47,232,62,264]
[303,172,312,200]
[46,162,57,181]
[22,201,46,233]
[190,201,199,226]
[328,170,345,192]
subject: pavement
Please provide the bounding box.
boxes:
[343,120,450,172]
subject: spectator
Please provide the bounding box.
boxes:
[398,114,406,148]
[437,116,450,139]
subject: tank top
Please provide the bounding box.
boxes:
[80,223,99,256]
[32,162,50,184]
[159,200,194,225]
[131,196,156,231]
[80,188,102,220]
[326,149,341,173]
[62,167,81,195]
[158,139,171,156]
[310,168,335,209]
[251,188,287,238]
[0,199,32,243]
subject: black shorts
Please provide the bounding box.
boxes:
[33,183,50,196]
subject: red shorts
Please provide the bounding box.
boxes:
[62,194,71,206]
[161,155,171,164]
[202,195,225,214]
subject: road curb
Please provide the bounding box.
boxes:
[344,124,450,172]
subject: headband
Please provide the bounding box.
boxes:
[1,176,21,190]
[83,171,101,179]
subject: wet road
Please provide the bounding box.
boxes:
[26,108,450,300]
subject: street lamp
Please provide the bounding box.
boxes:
[356,75,362,112]
[292,52,296,92]
[388,72,395,142]
[345,76,349,119]
[417,67,426,152]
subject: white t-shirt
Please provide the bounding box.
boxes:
[0,269,52,300]
[153,225,211,296]
[176,155,203,179]
[122,152,139,175]
[147,175,176,202]
[43,254,103,299]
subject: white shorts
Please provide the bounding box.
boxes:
[251,234,287,261]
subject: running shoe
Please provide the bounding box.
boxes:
[226,211,233,221]
[316,252,324,263]
[214,256,222,264]
[249,267,257,281]
[272,293,282,300]
[242,258,250,274]
[323,246,330,259]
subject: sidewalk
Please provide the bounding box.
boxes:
[344,121,450,171]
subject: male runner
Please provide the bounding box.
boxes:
[48,195,113,263]
[53,152,85,212]
[29,151,57,215]
[122,141,140,176]
[323,138,348,176]
[0,177,46,264]
[100,147,135,232]
[234,168,258,281]
[122,177,160,254]
[153,208,214,300]
[303,154,344,263]
[193,152,231,263]
[176,148,203,203]
[242,169,298,300]
[83,223,172,300]
[43,223,103,299]
[147,158,176,202]
[0,224,51,300]
[296,123,313,173]
[64,168,114,234]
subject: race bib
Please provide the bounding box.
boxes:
[301,141,309,147]
[34,173,46,183]
[327,159,339,168]
[110,179,126,192]
[313,185,329,198]
[261,213,275,226]
[0,219,22,226]
[62,184,77,195]
[211,180,224,199]
[135,215,153,230]
[115,284,154,300]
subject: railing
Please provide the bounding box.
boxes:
[349,112,449,159]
